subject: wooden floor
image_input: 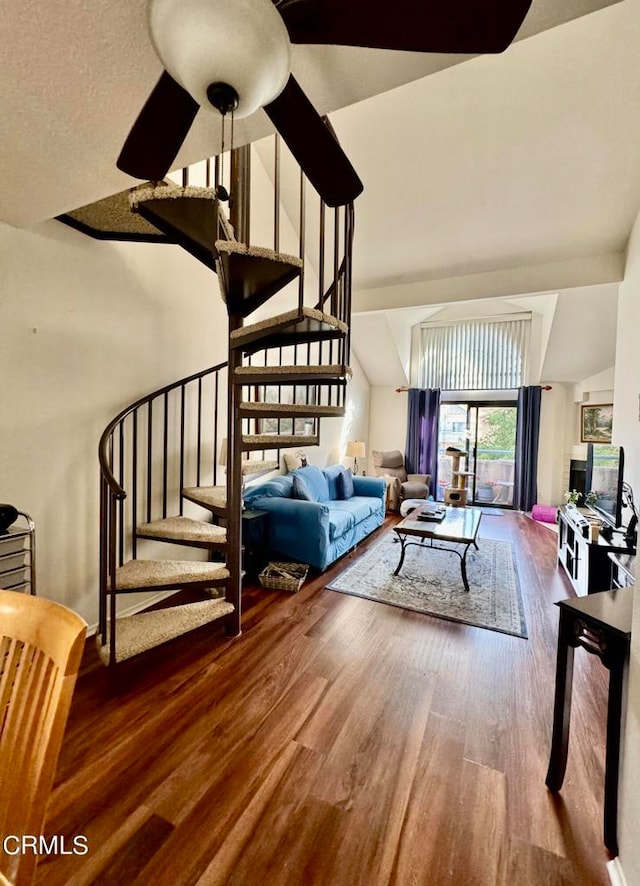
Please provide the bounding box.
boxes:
[39,513,612,885]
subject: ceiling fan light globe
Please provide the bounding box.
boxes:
[149,0,291,118]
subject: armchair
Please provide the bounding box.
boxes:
[371,450,431,512]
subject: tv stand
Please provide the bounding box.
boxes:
[557,506,635,596]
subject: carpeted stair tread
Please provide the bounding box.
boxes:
[215,239,302,266]
[96,597,234,664]
[242,434,319,451]
[182,485,227,513]
[241,459,279,475]
[137,516,227,545]
[230,307,348,353]
[234,364,352,385]
[216,240,303,318]
[129,184,218,208]
[239,402,345,418]
[115,559,229,590]
[230,307,347,339]
[57,185,172,241]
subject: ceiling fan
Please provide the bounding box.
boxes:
[117,0,533,207]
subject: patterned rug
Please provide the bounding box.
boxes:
[326,532,527,638]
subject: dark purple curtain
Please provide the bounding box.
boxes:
[405,388,441,489]
[513,385,542,511]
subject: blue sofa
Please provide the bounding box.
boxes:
[243,464,386,571]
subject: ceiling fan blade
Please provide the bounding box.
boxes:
[277,0,533,54]
[264,76,363,207]
[117,71,200,180]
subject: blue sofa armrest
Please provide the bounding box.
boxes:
[353,476,386,500]
[248,496,330,530]
[249,496,331,570]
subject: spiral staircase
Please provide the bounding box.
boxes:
[60,138,355,667]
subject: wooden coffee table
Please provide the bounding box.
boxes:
[393,506,482,592]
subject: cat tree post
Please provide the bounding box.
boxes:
[444,448,474,508]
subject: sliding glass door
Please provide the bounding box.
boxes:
[436,402,517,508]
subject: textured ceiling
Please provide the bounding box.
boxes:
[0,0,622,226]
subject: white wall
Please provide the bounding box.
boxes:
[367,386,408,474]
[0,219,228,623]
[537,383,574,506]
[615,206,640,884]
[574,366,615,403]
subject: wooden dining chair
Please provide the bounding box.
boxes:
[0,590,86,886]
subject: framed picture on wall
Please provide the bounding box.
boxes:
[581,403,613,443]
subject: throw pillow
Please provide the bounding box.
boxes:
[322,464,344,500]
[283,451,308,473]
[243,474,294,505]
[295,465,330,502]
[293,473,315,501]
[337,467,354,500]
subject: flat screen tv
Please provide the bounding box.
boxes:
[587,443,625,528]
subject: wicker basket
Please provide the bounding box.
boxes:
[259,561,309,592]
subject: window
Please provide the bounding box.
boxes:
[411,314,531,391]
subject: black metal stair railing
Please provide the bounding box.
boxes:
[235,136,354,448]
[98,361,228,642]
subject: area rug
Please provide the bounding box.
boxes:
[326,533,527,638]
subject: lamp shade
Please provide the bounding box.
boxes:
[345,441,366,459]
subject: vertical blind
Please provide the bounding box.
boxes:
[412,314,530,391]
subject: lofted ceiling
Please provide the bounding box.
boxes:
[0,0,623,227]
[335,0,640,292]
[351,283,619,388]
[0,0,634,386]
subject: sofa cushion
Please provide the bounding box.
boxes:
[295,465,330,502]
[243,474,293,504]
[328,498,378,540]
[337,468,354,500]
[328,503,357,539]
[293,473,315,501]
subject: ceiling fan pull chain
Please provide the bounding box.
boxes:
[216,113,230,203]
[227,109,235,209]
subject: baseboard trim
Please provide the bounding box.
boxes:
[607,858,628,886]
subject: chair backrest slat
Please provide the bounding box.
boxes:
[0,591,86,886]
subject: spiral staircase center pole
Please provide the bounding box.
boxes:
[225,145,252,636]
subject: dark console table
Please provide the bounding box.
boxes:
[545,583,633,855]
[241,508,269,581]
